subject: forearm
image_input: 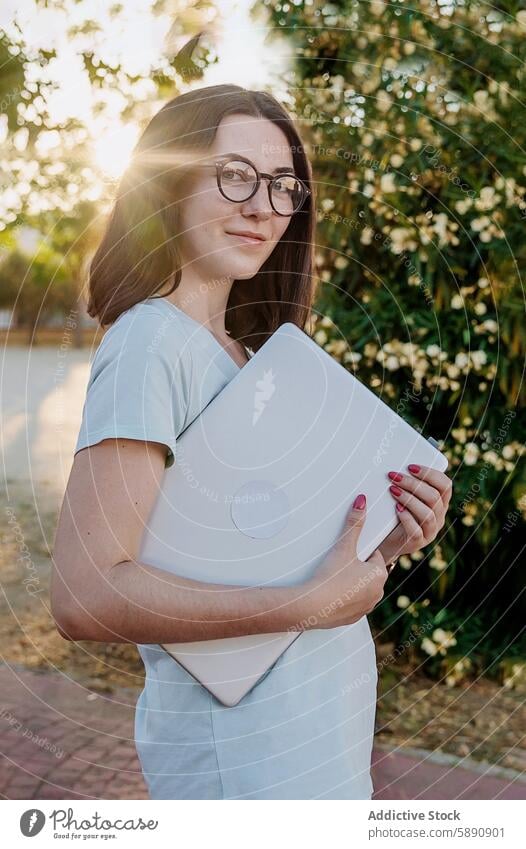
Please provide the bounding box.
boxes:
[64,557,313,643]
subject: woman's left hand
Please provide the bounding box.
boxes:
[378,464,453,570]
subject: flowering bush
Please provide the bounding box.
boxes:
[265,0,525,668]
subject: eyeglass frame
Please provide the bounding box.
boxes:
[196,153,312,217]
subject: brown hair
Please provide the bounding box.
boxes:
[87,83,317,351]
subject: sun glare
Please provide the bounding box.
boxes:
[93,123,139,179]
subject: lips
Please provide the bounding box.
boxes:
[225,230,267,244]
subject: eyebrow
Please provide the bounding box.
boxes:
[217,153,295,174]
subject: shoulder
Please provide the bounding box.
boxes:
[95,300,193,369]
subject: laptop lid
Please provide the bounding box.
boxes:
[138,322,448,706]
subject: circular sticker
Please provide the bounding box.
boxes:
[230,480,290,539]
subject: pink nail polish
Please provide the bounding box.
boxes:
[389,485,402,497]
[396,502,405,512]
[388,471,403,482]
[353,494,366,510]
[408,464,421,474]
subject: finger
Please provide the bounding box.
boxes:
[394,501,425,548]
[406,464,453,506]
[387,470,441,510]
[390,487,436,537]
[336,494,368,555]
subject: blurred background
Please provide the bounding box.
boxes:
[1,0,525,797]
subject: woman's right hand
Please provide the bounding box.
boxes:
[300,494,388,630]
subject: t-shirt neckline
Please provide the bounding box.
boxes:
[144,296,249,372]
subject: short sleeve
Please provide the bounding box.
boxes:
[74,304,192,468]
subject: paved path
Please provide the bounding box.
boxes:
[1,663,524,800]
[1,346,90,499]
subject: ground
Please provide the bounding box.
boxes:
[1,482,525,778]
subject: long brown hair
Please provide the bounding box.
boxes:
[87,83,317,351]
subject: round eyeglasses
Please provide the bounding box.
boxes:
[203,155,311,217]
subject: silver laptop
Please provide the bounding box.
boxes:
[138,322,448,706]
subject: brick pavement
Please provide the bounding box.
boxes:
[1,663,524,800]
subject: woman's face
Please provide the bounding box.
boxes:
[176,114,295,283]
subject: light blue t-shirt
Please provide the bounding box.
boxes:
[74,296,378,800]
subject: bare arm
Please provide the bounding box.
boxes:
[51,438,310,643]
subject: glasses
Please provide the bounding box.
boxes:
[198,154,311,216]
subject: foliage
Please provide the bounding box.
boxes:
[0,0,215,323]
[263,0,526,670]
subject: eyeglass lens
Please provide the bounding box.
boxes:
[220,159,305,215]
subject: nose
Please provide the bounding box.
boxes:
[240,178,273,220]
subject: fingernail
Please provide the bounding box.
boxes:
[396,502,405,512]
[408,464,421,474]
[353,494,366,510]
[389,485,402,496]
[388,471,403,482]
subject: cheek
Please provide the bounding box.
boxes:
[271,218,292,247]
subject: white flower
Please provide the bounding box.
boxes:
[381,173,397,193]
[389,227,417,254]
[455,352,469,368]
[464,442,480,465]
[376,90,393,113]
[451,294,464,309]
[426,344,441,358]
[474,302,487,315]
[433,629,457,654]
[344,351,362,364]
[475,186,500,211]
[471,350,487,368]
[432,213,449,245]
[455,199,472,215]
[321,198,335,212]
[360,226,374,245]
[482,450,499,466]
[334,256,349,269]
[422,637,438,657]
[390,153,404,168]
[314,329,328,345]
[471,216,491,232]
[397,595,411,609]
[385,355,400,371]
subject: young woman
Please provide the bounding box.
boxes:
[51,84,453,800]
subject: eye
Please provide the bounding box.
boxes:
[274,175,299,194]
[223,165,253,183]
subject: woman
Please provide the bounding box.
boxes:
[51,84,453,800]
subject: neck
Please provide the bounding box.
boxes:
[161,269,235,339]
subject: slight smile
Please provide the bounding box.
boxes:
[225,230,267,245]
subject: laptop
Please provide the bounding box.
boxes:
[138,322,449,706]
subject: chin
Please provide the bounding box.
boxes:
[218,259,263,281]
